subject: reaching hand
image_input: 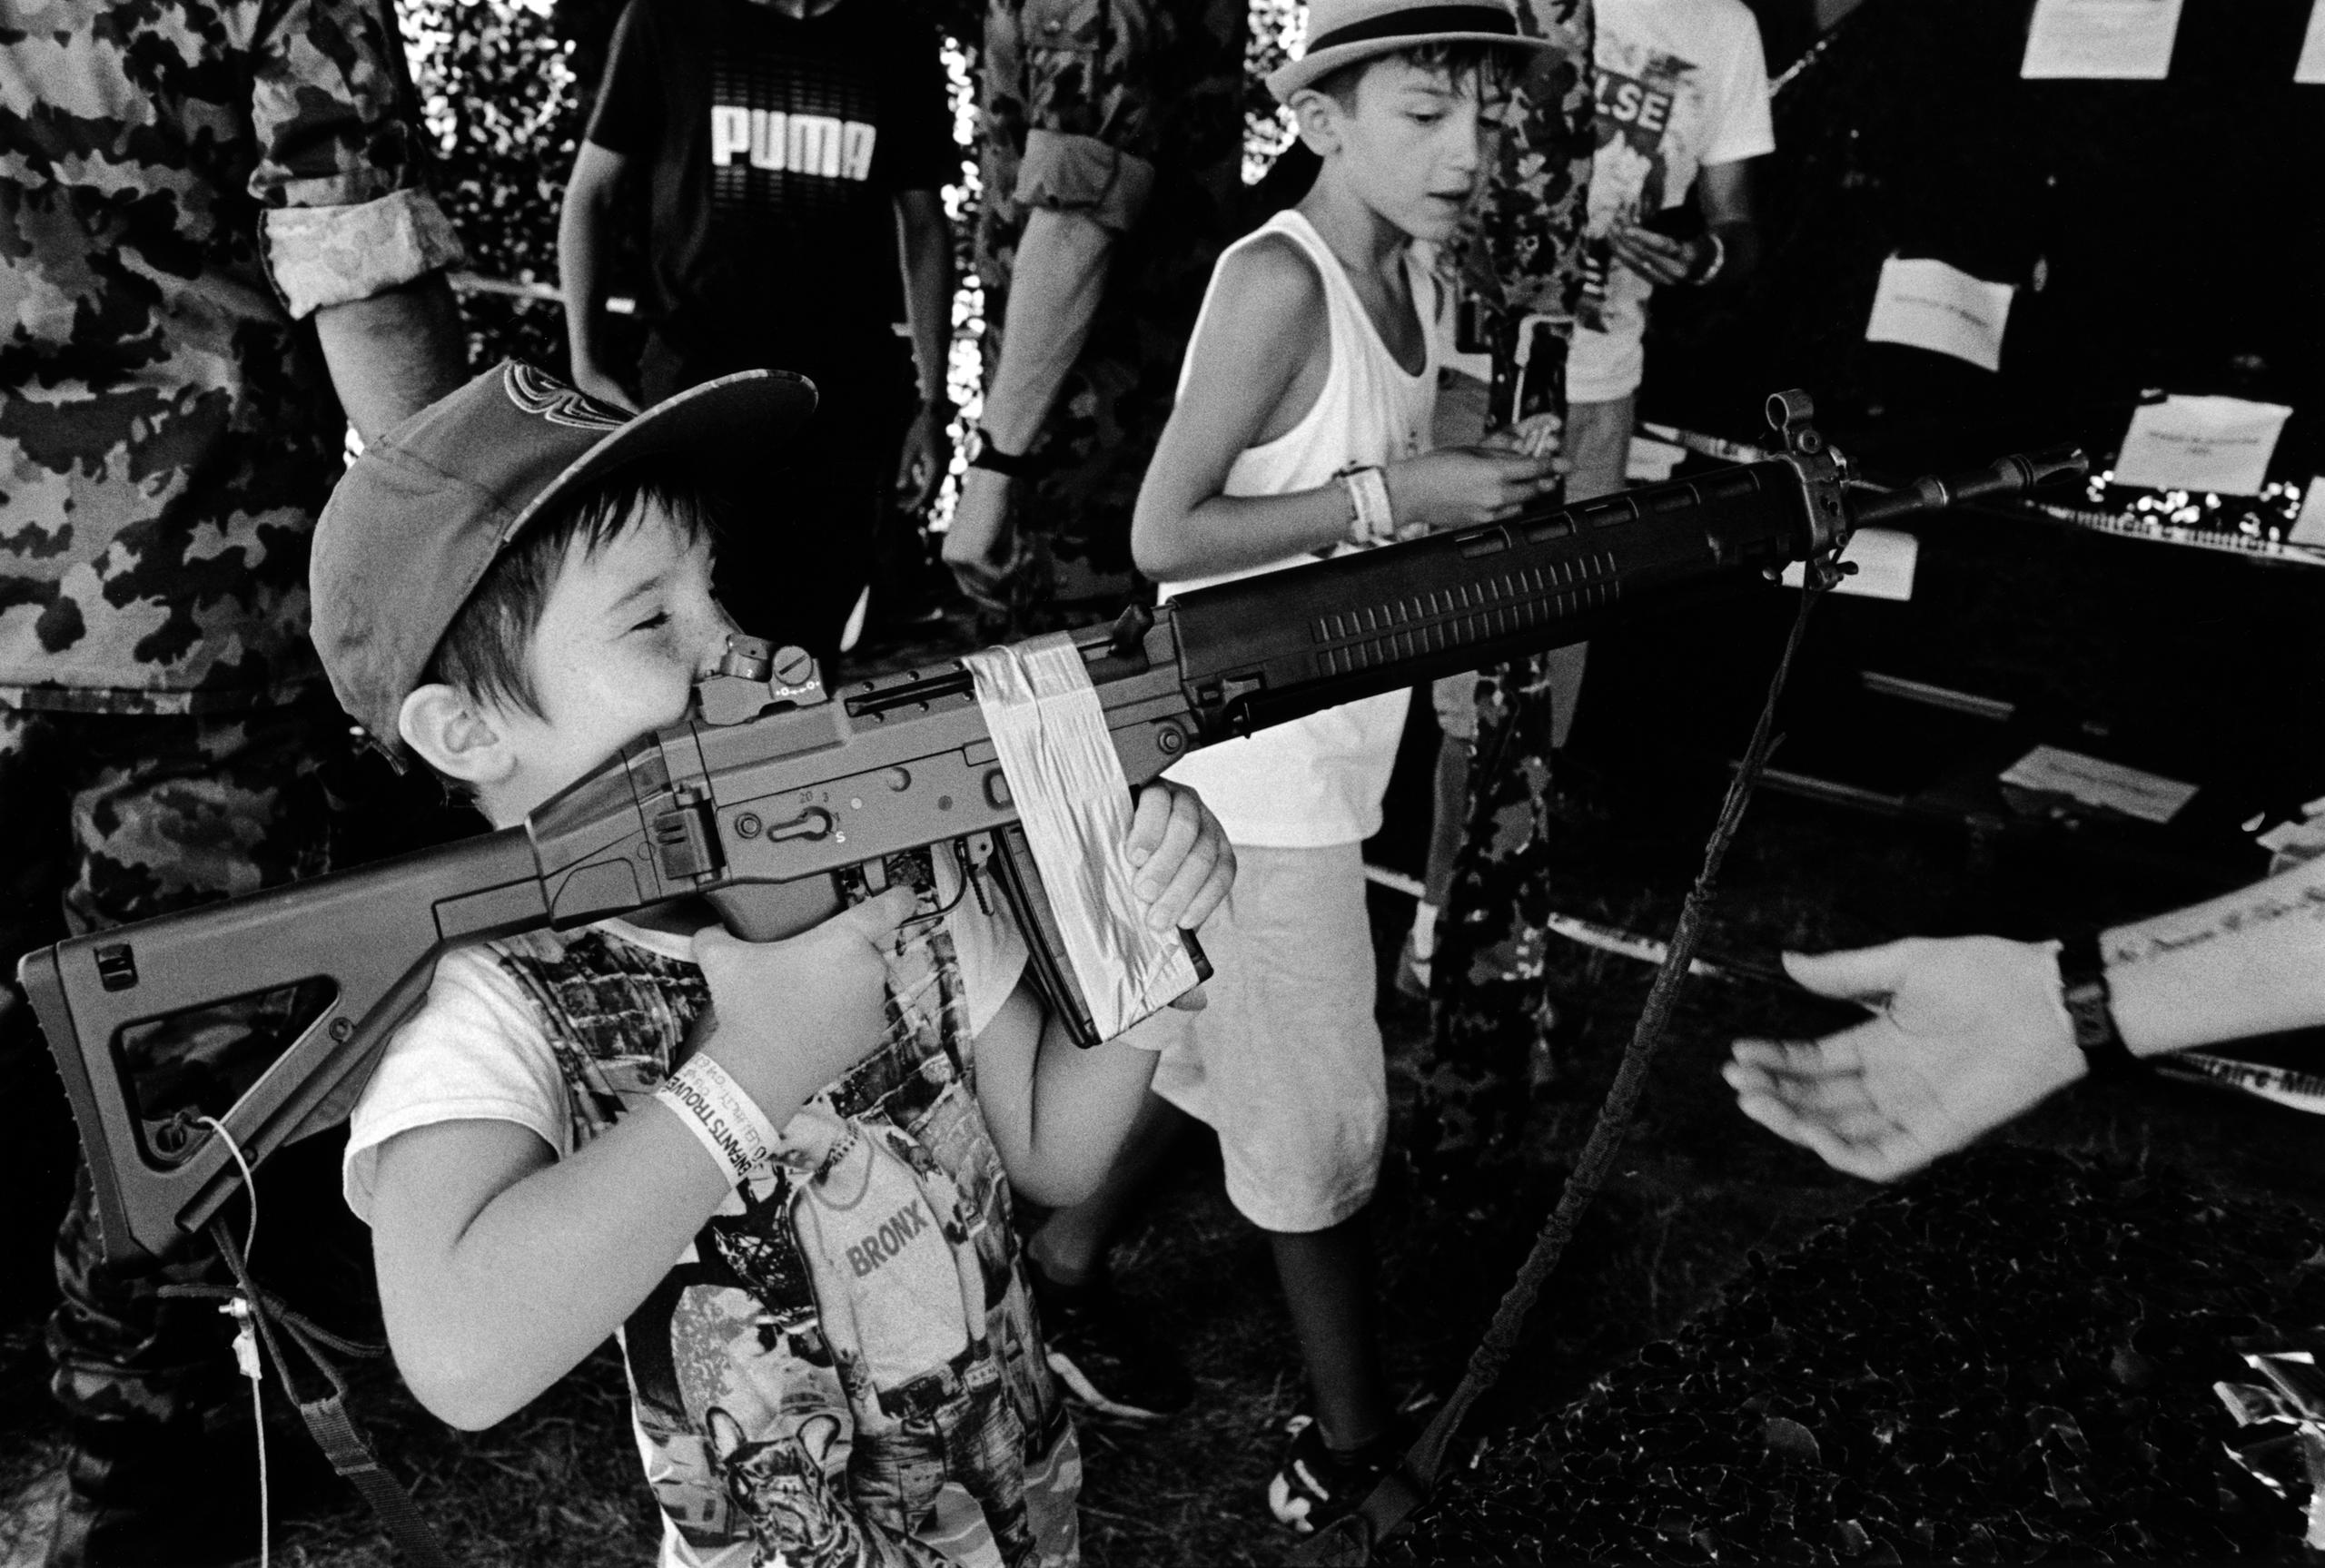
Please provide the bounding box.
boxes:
[1724,937,2090,1181]
[691,885,920,1118]
[895,401,952,512]
[1384,448,1567,531]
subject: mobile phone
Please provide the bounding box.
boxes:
[1637,202,1705,242]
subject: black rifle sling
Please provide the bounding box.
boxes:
[1291,580,1829,1567]
[203,1219,457,1568]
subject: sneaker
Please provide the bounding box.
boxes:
[1267,1413,1413,1535]
[1027,1268,1192,1425]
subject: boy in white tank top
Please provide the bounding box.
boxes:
[1018,0,1565,1535]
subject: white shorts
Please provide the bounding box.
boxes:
[1136,842,1387,1234]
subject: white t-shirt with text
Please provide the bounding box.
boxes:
[1568,0,1775,404]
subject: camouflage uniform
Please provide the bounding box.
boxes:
[1413,0,1598,1173]
[0,0,460,1547]
[975,0,1246,615]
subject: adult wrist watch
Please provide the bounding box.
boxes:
[2055,931,2140,1080]
[966,426,1040,478]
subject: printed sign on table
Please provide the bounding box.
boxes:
[2021,0,2184,79]
[1863,258,2015,373]
[2112,395,2293,496]
[1780,528,1918,602]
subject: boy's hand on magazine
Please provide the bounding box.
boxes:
[1385,449,1566,530]
[692,885,919,1115]
[1125,782,1236,934]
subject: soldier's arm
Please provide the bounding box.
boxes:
[944,0,1162,584]
[945,209,1118,587]
[314,277,470,446]
[247,0,470,440]
[976,207,1116,457]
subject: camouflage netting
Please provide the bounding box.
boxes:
[1388,1145,2317,1563]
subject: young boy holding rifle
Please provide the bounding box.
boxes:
[305,360,1234,1566]
[1024,0,1564,1530]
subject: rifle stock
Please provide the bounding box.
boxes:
[20,391,2083,1261]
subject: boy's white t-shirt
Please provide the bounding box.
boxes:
[340,849,1081,1568]
[1157,210,1442,849]
[1568,0,1775,404]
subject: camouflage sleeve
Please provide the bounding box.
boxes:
[264,189,466,320]
[247,0,464,316]
[1007,0,1161,232]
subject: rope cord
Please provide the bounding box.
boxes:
[197,1117,268,1568]
[1292,578,1830,1566]
[202,1208,455,1566]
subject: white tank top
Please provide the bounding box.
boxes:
[1159,210,1442,848]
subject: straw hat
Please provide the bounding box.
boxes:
[1266,0,1554,103]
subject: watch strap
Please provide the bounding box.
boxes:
[969,428,1043,478]
[2056,931,2139,1079]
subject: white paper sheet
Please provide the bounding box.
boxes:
[2021,0,2183,79]
[1780,527,1918,601]
[2298,0,2325,83]
[1999,745,2198,824]
[2291,478,2325,546]
[2112,395,2293,496]
[1863,257,2015,373]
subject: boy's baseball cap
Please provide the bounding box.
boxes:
[1266,0,1553,102]
[312,360,816,752]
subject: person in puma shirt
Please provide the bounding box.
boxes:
[559,0,959,656]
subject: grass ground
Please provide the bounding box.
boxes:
[4,617,2321,1565]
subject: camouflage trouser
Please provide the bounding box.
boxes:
[1409,381,1618,1169]
[1409,0,1598,1174]
[0,694,373,1498]
[1413,658,1568,1169]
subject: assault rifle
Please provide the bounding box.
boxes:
[20,392,2083,1263]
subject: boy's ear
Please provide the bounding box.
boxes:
[398,683,517,788]
[1290,87,1345,157]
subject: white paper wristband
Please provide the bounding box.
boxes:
[657,1052,779,1186]
[1341,465,1396,546]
